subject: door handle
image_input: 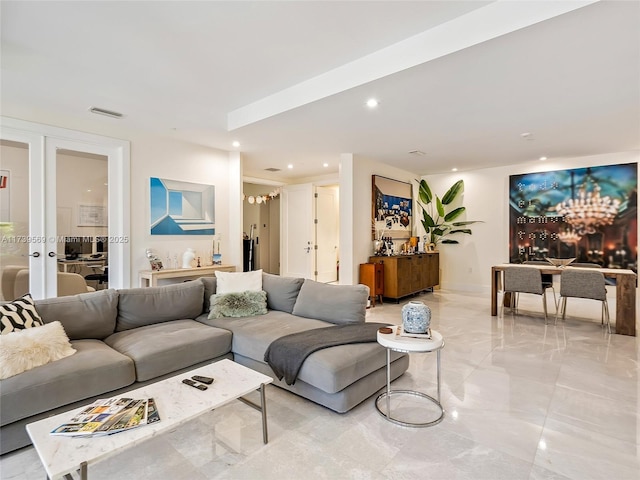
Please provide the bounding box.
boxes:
[48,252,57,258]
[24,252,40,258]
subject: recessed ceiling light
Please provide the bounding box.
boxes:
[232,141,240,148]
[287,164,293,169]
[539,156,548,161]
[323,163,329,168]
[520,132,534,141]
[366,98,379,108]
[451,168,458,172]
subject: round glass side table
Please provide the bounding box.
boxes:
[375,325,444,427]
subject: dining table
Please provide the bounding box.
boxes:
[491,264,637,336]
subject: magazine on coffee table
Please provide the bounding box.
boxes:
[50,397,160,437]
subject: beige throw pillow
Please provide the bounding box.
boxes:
[0,321,76,379]
[215,269,263,294]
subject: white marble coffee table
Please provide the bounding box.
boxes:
[26,359,272,480]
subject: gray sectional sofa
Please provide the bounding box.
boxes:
[0,273,408,455]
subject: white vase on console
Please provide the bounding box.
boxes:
[182,248,195,268]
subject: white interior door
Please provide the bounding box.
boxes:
[281,183,314,279]
[315,186,339,283]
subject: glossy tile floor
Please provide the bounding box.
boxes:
[1,289,638,480]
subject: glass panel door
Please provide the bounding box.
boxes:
[56,149,109,294]
[0,140,32,300]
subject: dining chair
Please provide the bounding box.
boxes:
[502,266,551,323]
[557,269,611,333]
[570,262,616,286]
[524,261,557,308]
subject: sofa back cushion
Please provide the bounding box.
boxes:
[262,273,304,313]
[200,277,217,312]
[116,281,204,332]
[292,280,368,325]
[35,289,119,340]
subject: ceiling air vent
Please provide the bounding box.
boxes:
[409,150,426,156]
[264,168,281,172]
[89,107,124,119]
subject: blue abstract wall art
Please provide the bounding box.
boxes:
[150,177,215,235]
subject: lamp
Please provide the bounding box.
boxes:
[555,174,620,235]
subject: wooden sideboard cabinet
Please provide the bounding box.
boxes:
[368,253,439,301]
[359,263,384,307]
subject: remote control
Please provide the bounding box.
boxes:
[182,378,207,390]
[192,375,214,385]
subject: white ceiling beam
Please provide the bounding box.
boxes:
[227,0,599,131]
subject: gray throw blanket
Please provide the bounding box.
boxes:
[264,322,388,385]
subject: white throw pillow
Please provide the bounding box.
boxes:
[215,269,263,294]
[0,321,76,379]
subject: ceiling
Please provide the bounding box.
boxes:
[1,1,639,182]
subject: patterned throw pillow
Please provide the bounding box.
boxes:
[0,294,44,335]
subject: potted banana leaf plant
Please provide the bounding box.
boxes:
[417,179,481,247]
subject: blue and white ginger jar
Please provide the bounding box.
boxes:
[402,301,431,334]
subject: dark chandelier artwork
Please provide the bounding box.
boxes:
[508,163,637,273]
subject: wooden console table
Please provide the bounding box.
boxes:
[491,264,637,336]
[139,265,236,287]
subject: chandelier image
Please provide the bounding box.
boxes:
[558,228,582,245]
[555,176,621,235]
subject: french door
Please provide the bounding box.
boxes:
[0,117,130,300]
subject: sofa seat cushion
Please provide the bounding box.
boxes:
[104,320,232,382]
[201,312,398,394]
[0,339,135,426]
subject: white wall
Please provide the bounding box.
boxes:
[344,155,419,284]
[423,151,640,292]
[130,135,233,283]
